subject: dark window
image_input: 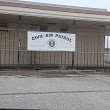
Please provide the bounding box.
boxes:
[40,25,48,31]
[60,26,68,33]
[0,23,7,28]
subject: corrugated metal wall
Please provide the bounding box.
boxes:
[75,31,105,67]
[0,23,105,69]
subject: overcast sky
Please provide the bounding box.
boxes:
[21,0,110,11]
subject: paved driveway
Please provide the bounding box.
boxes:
[0,71,110,110]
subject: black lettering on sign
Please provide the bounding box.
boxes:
[35,36,39,39]
[46,34,48,37]
[40,35,43,38]
[32,34,44,40]
[69,39,71,42]
[32,37,35,40]
[62,35,66,39]
[46,34,53,37]
[55,34,58,37]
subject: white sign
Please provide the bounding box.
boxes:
[27,31,75,51]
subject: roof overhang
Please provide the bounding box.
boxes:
[0,1,110,23]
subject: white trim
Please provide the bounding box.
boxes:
[0,6,110,22]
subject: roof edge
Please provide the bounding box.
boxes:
[0,0,110,16]
[0,0,107,12]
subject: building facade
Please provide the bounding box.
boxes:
[0,0,110,69]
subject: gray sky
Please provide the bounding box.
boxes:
[21,0,110,11]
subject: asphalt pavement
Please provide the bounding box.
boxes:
[0,71,110,110]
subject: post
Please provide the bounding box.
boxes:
[18,16,22,66]
[72,20,76,68]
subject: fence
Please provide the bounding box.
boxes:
[0,28,108,70]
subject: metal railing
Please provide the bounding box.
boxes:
[0,28,108,70]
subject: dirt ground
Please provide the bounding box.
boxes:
[0,69,110,77]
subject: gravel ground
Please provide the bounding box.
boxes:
[0,70,110,110]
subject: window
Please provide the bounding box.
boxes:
[40,25,48,31]
[60,26,68,33]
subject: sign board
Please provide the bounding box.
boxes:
[27,31,75,51]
